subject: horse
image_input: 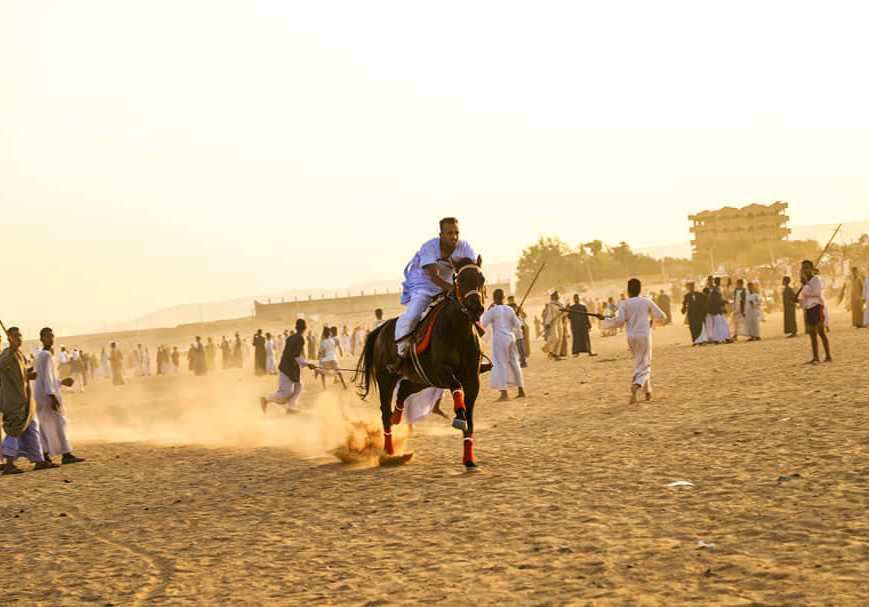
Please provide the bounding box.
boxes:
[354,257,486,469]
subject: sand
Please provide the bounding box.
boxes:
[2,310,867,605]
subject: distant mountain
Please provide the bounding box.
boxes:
[106,259,520,332]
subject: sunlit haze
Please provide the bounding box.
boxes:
[3,1,869,335]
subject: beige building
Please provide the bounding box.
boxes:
[689,201,791,263]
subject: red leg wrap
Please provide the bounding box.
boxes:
[463,436,475,465]
[452,389,466,413]
[391,403,404,425]
[384,431,394,455]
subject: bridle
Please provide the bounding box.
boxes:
[453,264,485,314]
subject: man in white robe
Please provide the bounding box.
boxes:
[265,333,277,375]
[34,328,85,465]
[744,282,763,340]
[603,278,667,404]
[480,289,526,401]
[393,217,476,365]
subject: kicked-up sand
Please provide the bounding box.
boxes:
[2,311,867,605]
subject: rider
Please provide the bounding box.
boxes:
[394,217,476,361]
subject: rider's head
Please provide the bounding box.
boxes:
[627,278,641,297]
[492,288,504,304]
[439,217,460,249]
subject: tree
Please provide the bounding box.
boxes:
[515,237,575,296]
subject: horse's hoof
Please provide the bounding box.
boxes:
[452,417,468,431]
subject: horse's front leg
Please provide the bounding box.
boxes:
[447,374,469,432]
[461,374,480,470]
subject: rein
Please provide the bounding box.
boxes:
[453,264,485,309]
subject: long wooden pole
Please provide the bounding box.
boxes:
[795,223,842,298]
[516,261,547,314]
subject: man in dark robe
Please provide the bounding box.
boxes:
[507,296,530,367]
[192,336,208,376]
[657,290,672,324]
[681,282,706,344]
[233,333,243,368]
[782,276,798,337]
[253,329,266,376]
[260,318,315,414]
[109,342,125,385]
[220,337,232,369]
[205,337,217,370]
[568,294,595,357]
[848,267,865,328]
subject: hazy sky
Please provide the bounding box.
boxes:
[3,1,869,334]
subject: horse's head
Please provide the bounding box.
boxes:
[453,255,486,321]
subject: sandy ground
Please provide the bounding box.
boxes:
[2,310,867,605]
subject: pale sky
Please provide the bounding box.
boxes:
[2,1,869,335]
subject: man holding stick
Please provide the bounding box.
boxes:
[261,318,316,414]
[0,325,59,474]
[798,260,832,364]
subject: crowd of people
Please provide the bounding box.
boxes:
[3,211,865,473]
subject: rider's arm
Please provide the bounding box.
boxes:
[424,264,454,292]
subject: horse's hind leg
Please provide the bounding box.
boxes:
[378,374,398,455]
[391,379,415,425]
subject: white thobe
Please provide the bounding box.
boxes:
[732,288,747,336]
[745,293,762,338]
[480,304,524,390]
[396,238,476,344]
[602,296,666,391]
[265,340,277,374]
[34,349,72,456]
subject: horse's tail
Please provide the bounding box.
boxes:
[353,322,387,400]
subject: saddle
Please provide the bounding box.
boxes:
[411,296,447,356]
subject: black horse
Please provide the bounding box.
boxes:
[354,257,486,469]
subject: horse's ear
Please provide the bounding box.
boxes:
[476,255,482,267]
